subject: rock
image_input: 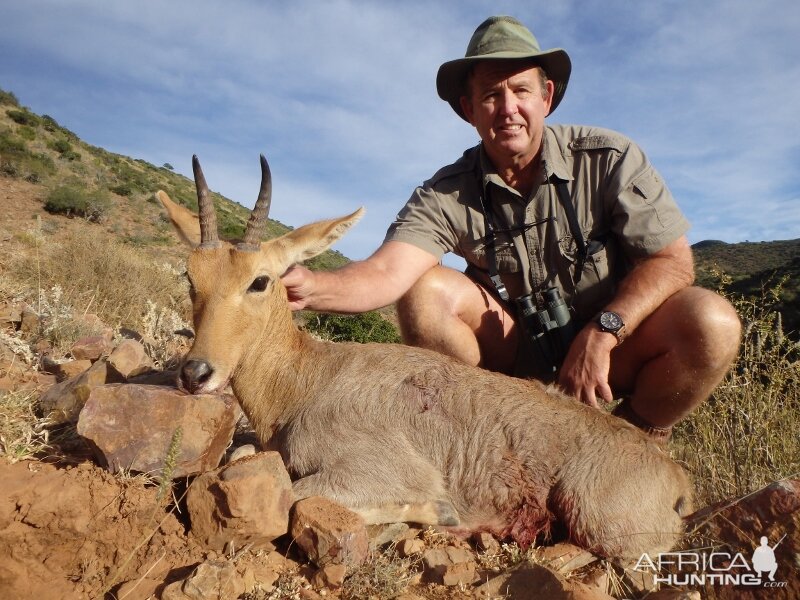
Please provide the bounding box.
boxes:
[291,496,369,568]
[39,359,123,423]
[43,358,93,382]
[422,545,477,586]
[77,384,238,477]
[187,452,294,551]
[0,301,22,329]
[683,478,799,600]
[397,538,425,558]
[70,335,112,361]
[227,443,257,463]
[475,563,614,600]
[19,305,39,335]
[538,542,599,574]
[311,563,347,589]
[128,368,180,386]
[161,560,246,600]
[115,577,161,600]
[107,339,152,379]
[368,522,410,550]
[472,531,501,553]
[646,591,702,600]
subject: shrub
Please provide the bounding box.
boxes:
[162,163,174,170]
[304,311,401,344]
[49,138,72,154]
[17,125,36,141]
[5,109,39,127]
[44,185,112,221]
[0,129,55,182]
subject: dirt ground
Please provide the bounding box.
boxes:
[0,458,208,599]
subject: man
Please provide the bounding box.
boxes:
[283,16,741,441]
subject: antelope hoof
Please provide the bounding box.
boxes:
[436,500,460,526]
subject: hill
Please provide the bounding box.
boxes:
[0,86,348,272]
[693,238,800,335]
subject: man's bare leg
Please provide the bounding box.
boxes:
[397,265,518,373]
[609,287,741,429]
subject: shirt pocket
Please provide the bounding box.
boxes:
[557,234,615,318]
[462,236,522,273]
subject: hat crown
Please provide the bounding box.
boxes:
[466,16,541,58]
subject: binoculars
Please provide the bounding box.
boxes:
[516,287,576,381]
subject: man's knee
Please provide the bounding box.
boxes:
[670,287,742,369]
[397,266,456,329]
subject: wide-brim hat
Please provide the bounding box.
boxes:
[437,16,571,121]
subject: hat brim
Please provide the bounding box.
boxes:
[436,49,571,121]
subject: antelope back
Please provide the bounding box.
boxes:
[155,155,363,393]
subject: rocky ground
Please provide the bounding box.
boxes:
[1,177,798,600]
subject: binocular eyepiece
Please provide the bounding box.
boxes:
[516,287,576,380]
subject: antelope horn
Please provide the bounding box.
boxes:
[238,154,272,251]
[192,155,220,248]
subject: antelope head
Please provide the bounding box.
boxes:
[156,155,363,395]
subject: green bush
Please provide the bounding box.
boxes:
[6,109,39,127]
[49,138,72,154]
[17,125,36,141]
[0,128,55,182]
[304,311,401,344]
[44,185,112,221]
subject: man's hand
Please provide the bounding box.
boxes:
[557,324,618,407]
[281,265,315,311]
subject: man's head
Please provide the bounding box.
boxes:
[459,61,554,167]
[436,16,571,121]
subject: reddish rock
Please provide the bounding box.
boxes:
[187,452,294,551]
[422,545,477,586]
[475,563,614,600]
[70,335,112,361]
[684,479,799,600]
[472,531,500,553]
[76,384,238,477]
[290,496,369,568]
[107,338,152,378]
[311,563,347,589]
[161,560,245,600]
[39,359,123,423]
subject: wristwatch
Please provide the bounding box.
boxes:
[595,310,626,345]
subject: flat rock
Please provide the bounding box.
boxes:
[76,384,238,477]
[187,451,294,551]
[290,496,369,568]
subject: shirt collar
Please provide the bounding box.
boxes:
[541,126,573,183]
[477,126,573,195]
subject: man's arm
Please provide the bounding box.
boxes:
[558,235,695,406]
[281,240,440,313]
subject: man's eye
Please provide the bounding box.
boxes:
[248,275,270,293]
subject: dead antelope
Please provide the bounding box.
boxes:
[156,155,692,560]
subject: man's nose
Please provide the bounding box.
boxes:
[497,89,518,116]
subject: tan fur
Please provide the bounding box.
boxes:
[158,187,692,560]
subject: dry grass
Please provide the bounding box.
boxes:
[341,543,422,599]
[0,387,50,462]
[673,277,800,506]
[9,226,189,334]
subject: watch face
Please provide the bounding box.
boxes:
[599,311,623,331]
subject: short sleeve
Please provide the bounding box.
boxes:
[384,185,458,260]
[609,143,690,257]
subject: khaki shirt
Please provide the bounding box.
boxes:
[385,125,690,321]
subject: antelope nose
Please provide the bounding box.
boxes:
[181,359,213,393]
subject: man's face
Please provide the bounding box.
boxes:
[460,62,554,168]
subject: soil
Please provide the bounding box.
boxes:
[0,458,205,599]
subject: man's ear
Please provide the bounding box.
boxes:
[459,95,476,125]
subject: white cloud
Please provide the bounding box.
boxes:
[1,0,797,262]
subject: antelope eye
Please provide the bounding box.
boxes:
[248,275,270,293]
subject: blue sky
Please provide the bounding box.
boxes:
[1,0,799,262]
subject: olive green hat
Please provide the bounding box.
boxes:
[436,16,571,121]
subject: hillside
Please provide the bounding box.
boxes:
[693,238,800,335]
[0,86,349,272]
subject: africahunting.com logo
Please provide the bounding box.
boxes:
[633,534,788,588]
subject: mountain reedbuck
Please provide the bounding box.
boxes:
[157,155,692,560]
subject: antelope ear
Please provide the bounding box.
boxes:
[156,190,201,247]
[273,208,364,269]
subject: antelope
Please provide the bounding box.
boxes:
[156,155,692,560]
